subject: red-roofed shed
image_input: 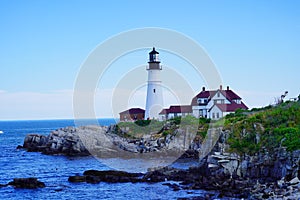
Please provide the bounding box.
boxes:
[119,108,145,121]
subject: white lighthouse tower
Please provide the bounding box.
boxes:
[145,47,164,120]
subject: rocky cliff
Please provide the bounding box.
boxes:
[20,124,197,157]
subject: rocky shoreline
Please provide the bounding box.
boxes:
[65,140,300,199]
[19,125,199,158]
[18,125,300,199]
[67,166,300,199]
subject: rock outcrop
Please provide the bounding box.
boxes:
[205,130,300,183]
[21,125,197,157]
[8,178,45,189]
[69,170,144,184]
[21,126,93,156]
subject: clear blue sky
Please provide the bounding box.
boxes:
[0,1,299,120]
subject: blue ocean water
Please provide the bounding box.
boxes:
[0,119,212,200]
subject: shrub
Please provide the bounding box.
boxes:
[226,101,300,153]
[170,116,181,125]
[134,119,151,127]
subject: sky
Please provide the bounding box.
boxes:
[0,0,299,120]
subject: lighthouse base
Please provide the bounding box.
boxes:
[144,104,163,120]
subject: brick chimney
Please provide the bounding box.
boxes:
[220,85,222,90]
[227,86,229,90]
[202,87,205,91]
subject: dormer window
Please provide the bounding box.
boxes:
[197,98,208,104]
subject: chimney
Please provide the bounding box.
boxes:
[227,86,229,90]
[202,87,205,91]
[220,85,222,90]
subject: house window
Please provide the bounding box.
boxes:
[221,99,224,104]
[217,92,220,97]
[212,113,215,119]
[153,89,156,93]
[199,110,203,116]
[216,113,219,118]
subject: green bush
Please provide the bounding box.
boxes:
[134,119,151,126]
[273,127,300,151]
[199,117,211,124]
[226,101,300,153]
[170,116,181,125]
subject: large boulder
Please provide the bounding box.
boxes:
[21,126,110,156]
[23,134,48,152]
[8,178,45,189]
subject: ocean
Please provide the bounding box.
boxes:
[0,119,214,200]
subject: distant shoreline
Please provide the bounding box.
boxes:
[0,118,119,122]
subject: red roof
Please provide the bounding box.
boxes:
[220,90,241,100]
[211,102,248,112]
[191,88,242,106]
[195,91,213,98]
[119,108,145,115]
[159,109,168,115]
[159,105,192,115]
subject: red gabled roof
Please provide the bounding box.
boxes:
[220,90,241,100]
[191,91,215,106]
[191,97,198,106]
[181,105,193,113]
[212,102,248,112]
[195,91,214,98]
[159,105,192,115]
[191,87,242,106]
[169,105,192,113]
[119,108,145,115]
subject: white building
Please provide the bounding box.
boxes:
[158,105,192,121]
[191,85,248,120]
[145,48,164,120]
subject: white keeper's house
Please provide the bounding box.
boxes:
[159,85,248,120]
[190,85,248,119]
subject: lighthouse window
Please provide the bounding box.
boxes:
[153,89,156,93]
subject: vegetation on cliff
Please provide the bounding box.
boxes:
[116,100,299,155]
[224,100,300,154]
[116,115,209,141]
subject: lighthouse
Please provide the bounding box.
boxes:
[145,47,164,120]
